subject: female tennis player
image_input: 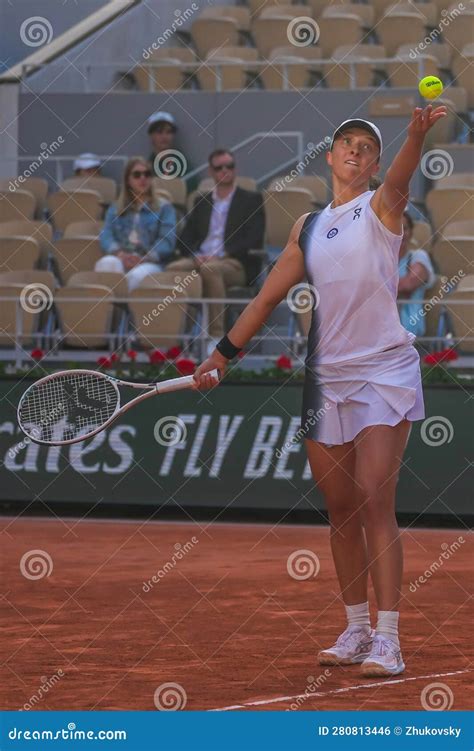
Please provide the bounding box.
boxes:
[194,104,446,677]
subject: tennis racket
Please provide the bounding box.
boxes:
[17,368,220,446]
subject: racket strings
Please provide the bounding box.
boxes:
[19,373,118,442]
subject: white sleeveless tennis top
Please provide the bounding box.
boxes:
[299,190,415,367]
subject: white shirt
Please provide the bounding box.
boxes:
[301,190,414,366]
[199,187,235,257]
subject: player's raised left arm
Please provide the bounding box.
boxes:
[372,104,447,230]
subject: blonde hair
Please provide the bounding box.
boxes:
[116,157,162,216]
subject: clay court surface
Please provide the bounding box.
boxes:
[1,517,472,712]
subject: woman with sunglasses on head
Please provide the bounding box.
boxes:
[96,157,176,290]
[194,105,446,677]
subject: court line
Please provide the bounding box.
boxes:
[210,668,473,711]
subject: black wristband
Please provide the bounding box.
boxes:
[216,335,242,360]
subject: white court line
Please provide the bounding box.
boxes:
[210,668,473,711]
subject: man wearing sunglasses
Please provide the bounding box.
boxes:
[168,148,265,352]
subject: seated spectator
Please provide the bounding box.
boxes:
[95,157,176,290]
[147,110,196,190]
[73,153,102,177]
[398,211,436,337]
[167,148,265,349]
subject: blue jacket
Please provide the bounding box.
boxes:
[100,201,176,264]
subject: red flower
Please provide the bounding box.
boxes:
[276,355,292,370]
[175,358,196,375]
[97,356,112,368]
[441,347,458,362]
[127,349,138,361]
[149,349,167,365]
[423,347,459,366]
[166,346,182,360]
[110,353,119,364]
[31,348,44,361]
[423,353,438,365]
[237,350,245,359]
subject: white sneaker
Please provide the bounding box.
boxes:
[318,625,375,666]
[361,634,405,677]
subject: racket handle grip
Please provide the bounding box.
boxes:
[156,368,220,394]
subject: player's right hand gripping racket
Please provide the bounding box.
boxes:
[17,368,220,446]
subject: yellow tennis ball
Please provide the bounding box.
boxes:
[419,76,443,100]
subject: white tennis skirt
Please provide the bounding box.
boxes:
[302,343,425,445]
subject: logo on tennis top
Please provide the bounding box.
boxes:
[353,207,362,220]
[327,228,338,239]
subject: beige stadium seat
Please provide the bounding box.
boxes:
[129,275,191,349]
[47,190,103,233]
[0,283,41,346]
[0,270,55,345]
[249,0,282,16]
[200,5,250,31]
[52,238,103,282]
[68,271,128,298]
[316,15,362,59]
[322,3,374,28]
[387,2,437,25]
[0,269,55,290]
[0,220,52,258]
[0,190,36,223]
[0,178,48,219]
[432,236,474,281]
[145,46,196,65]
[55,285,114,348]
[386,53,438,89]
[396,43,452,71]
[410,220,434,251]
[264,188,315,249]
[434,173,474,190]
[152,177,187,210]
[197,51,258,91]
[191,18,240,58]
[260,4,310,18]
[443,219,474,236]
[424,98,457,149]
[377,13,427,57]
[369,94,417,117]
[324,44,386,89]
[252,17,319,59]
[0,237,40,273]
[63,220,103,238]
[452,46,474,109]
[61,176,117,206]
[445,274,474,352]
[442,7,474,54]
[198,176,258,193]
[134,62,188,93]
[426,185,474,233]
[267,175,328,206]
[261,45,321,89]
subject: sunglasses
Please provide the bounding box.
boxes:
[212,162,235,172]
[131,170,152,179]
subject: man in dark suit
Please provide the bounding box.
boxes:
[167,149,265,346]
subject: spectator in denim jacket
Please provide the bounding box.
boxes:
[398,211,436,337]
[96,157,176,289]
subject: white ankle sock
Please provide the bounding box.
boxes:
[344,601,371,631]
[376,610,400,647]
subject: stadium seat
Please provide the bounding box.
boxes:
[200,5,251,31]
[0,237,41,273]
[152,177,187,212]
[0,178,48,219]
[323,44,386,89]
[386,2,438,25]
[432,236,474,281]
[248,0,283,16]
[197,49,259,91]
[442,7,474,53]
[452,45,474,109]
[263,188,315,251]
[396,43,452,71]
[426,184,474,233]
[322,3,375,28]
[261,45,321,89]
[316,15,363,59]
[191,18,240,58]
[252,17,319,59]
[443,219,474,237]
[61,176,117,206]
[52,238,103,283]
[0,190,36,223]
[434,173,474,190]
[63,220,103,238]
[55,285,114,348]
[260,4,311,19]
[134,61,188,93]
[0,220,53,266]
[376,13,427,57]
[0,270,56,345]
[267,175,328,207]
[47,190,103,233]
[444,274,474,352]
[369,94,416,117]
[129,275,191,349]
[386,53,439,89]
[67,271,128,298]
[411,221,434,252]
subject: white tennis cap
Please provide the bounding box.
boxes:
[73,153,101,171]
[330,119,383,155]
[147,111,177,132]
